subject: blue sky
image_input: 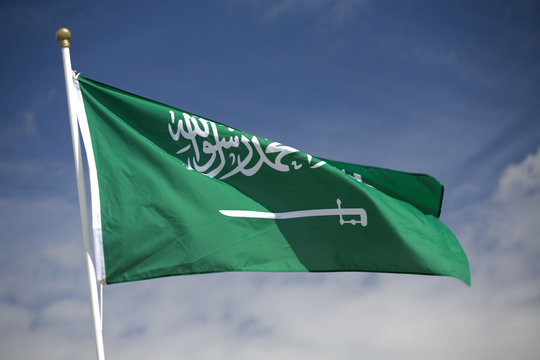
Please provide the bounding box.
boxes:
[1,0,539,359]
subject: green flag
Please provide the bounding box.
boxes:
[73,75,470,285]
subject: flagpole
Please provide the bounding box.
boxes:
[56,27,106,360]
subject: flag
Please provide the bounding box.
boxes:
[73,75,470,285]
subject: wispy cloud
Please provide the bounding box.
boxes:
[0,2,75,38]
[97,146,539,359]
[250,0,369,25]
[0,88,57,146]
[1,146,539,359]
[1,1,538,359]
[494,145,540,202]
[21,111,37,136]
[0,112,36,146]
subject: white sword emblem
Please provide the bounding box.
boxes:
[219,198,367,226]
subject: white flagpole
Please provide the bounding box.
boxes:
[56,28,106,360]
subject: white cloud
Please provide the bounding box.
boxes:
[21,111,37,136]
[494,145,540,202]
[95,269,539,360]
[0,195,87,307]
[0,194,93,360]
[1,147,540,359]
[0,301,95,360]
[0,88,57,144]
[97,143,540,360]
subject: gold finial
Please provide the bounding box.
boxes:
[56,27,71,48]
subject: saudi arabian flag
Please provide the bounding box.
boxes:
[72,75,470,285]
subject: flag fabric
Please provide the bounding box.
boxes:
[73,75,470,285]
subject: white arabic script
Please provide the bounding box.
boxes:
[168,110,326,179]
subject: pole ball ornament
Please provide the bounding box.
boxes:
[56,27,71,48]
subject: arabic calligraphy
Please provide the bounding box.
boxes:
[219,198,368,227]
[168,110,326,179]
